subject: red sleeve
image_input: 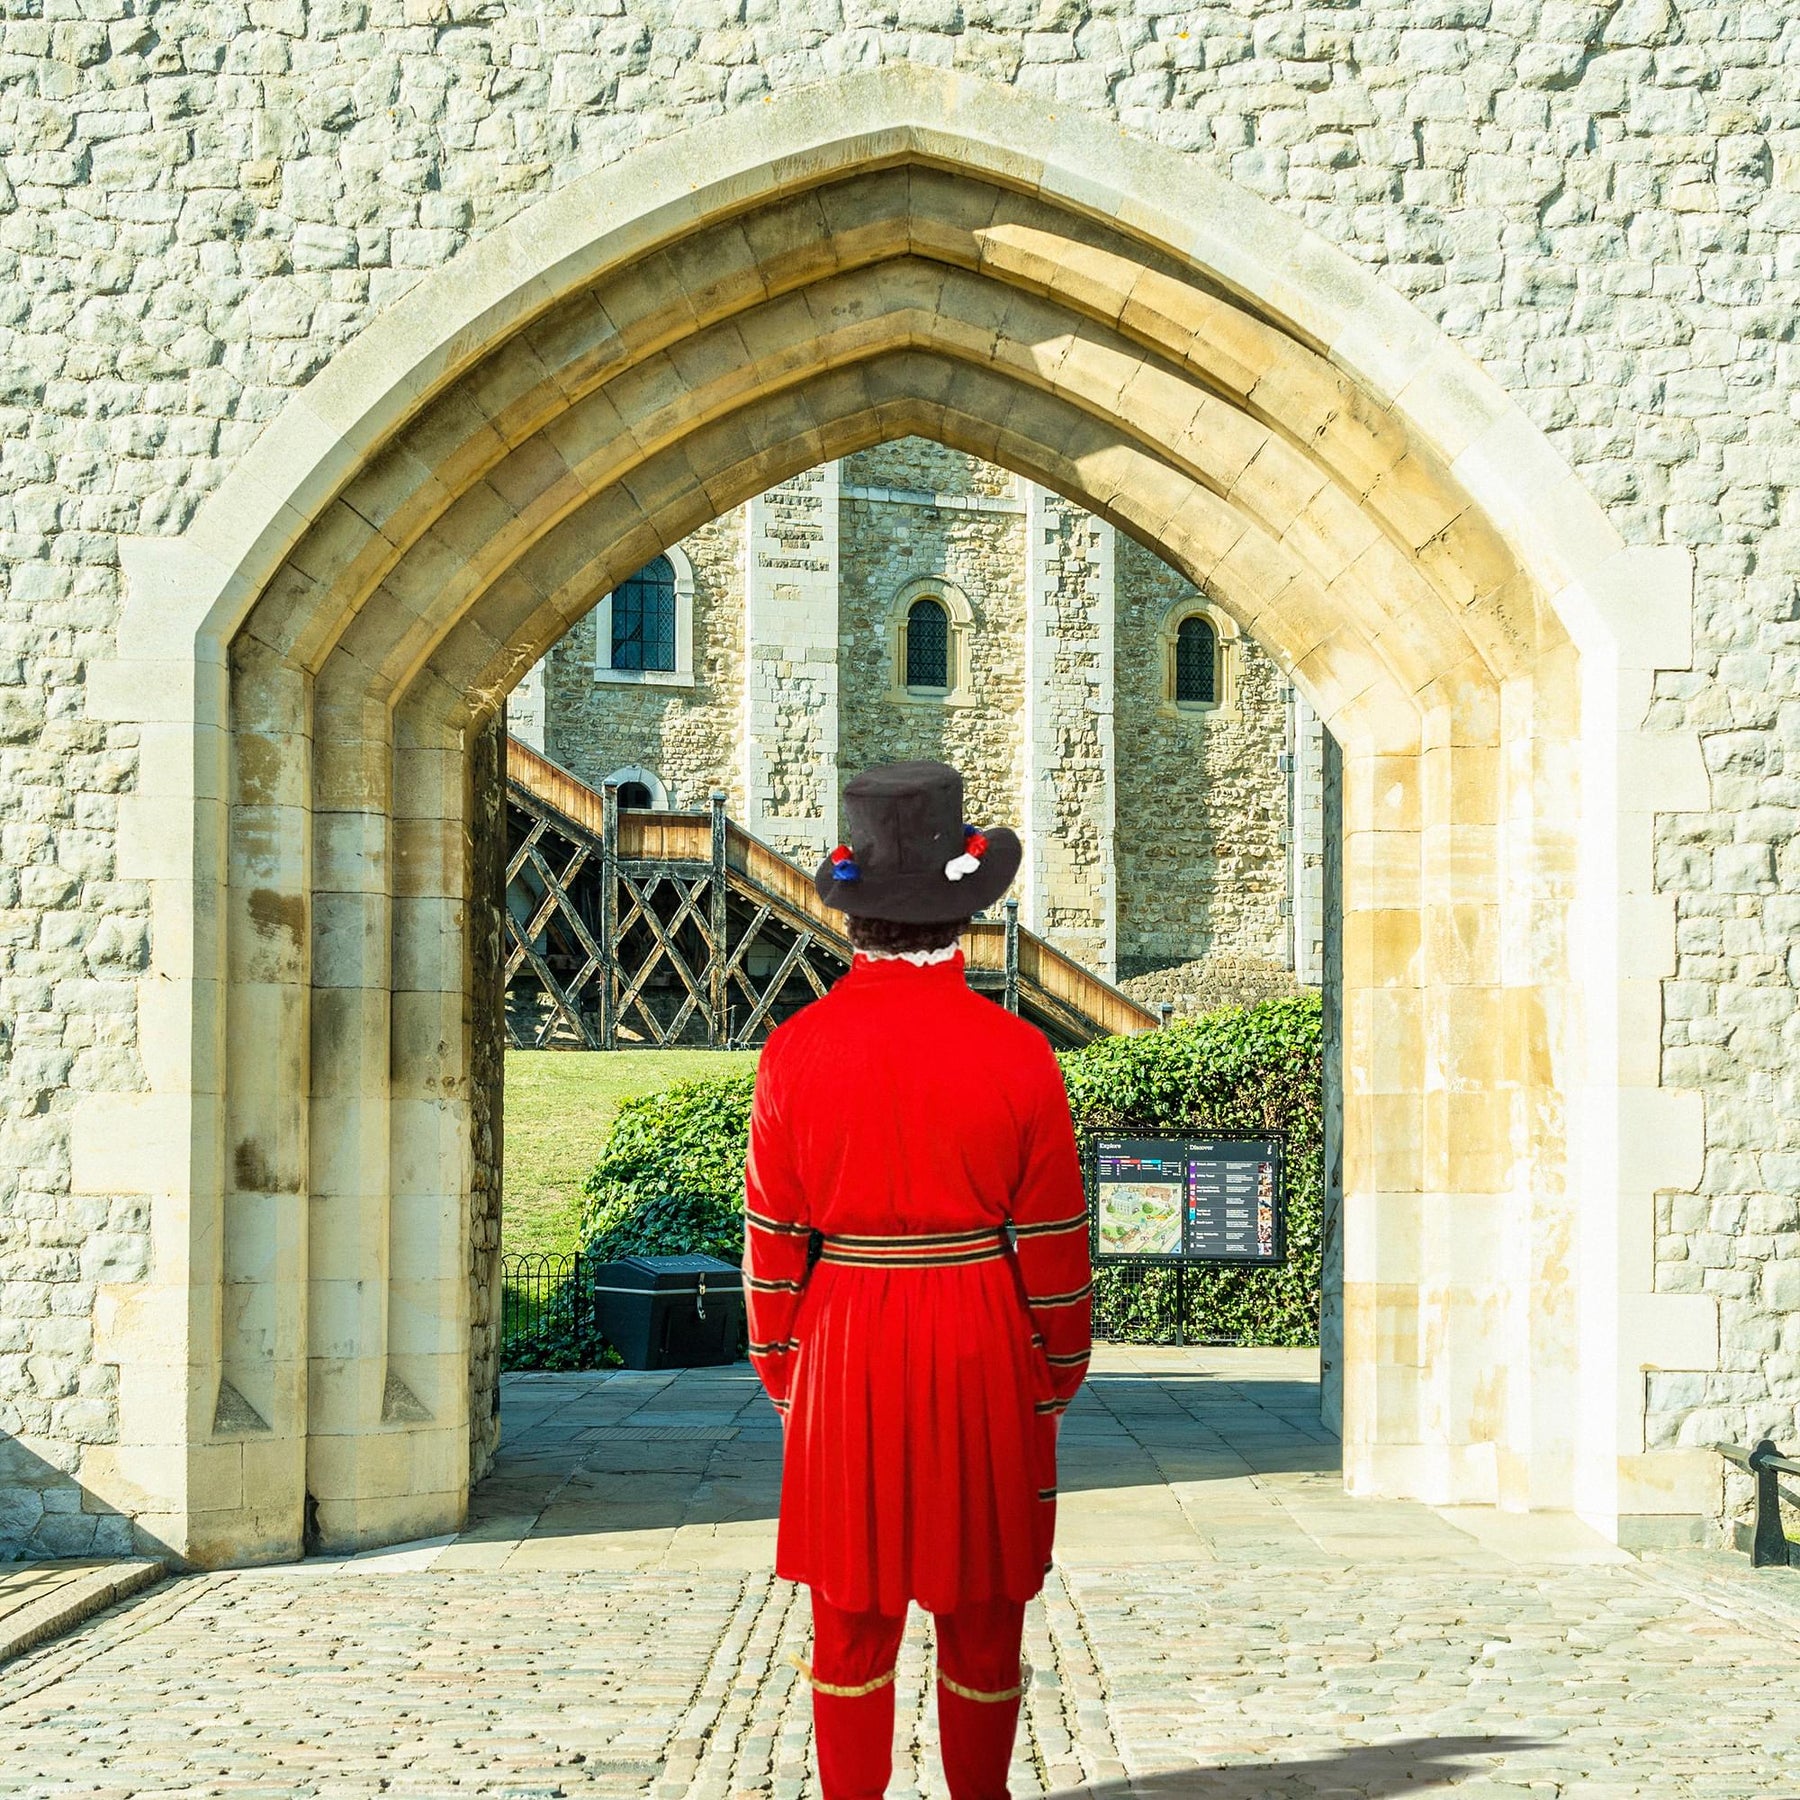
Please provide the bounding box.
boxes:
[743,1042,810,1413]
[1010,1044,1092,1409]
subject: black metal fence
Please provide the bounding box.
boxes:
[501,1251,604,1366]
[1094,1262,1207,1346]
[508,1253,1255,1361]
[504,1251,572,1338]
[1091,1262,1303,1347]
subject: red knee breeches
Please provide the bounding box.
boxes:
[803,1591,1027,1800]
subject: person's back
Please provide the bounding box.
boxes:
[744,761,1091,1800]
[755,950,1069,1241]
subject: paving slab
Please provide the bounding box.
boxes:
[0,1558,165,1667]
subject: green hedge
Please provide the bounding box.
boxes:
[578,1069,759,1259]
[564,994,1323,1348]
[503,1074,755,1371]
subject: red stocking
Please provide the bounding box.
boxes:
[936,1683,1023,1800]
[807,1592,906,1800]
[934,1598,1028,1800]
[815,1685,898,1799]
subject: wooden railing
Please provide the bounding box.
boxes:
[504,738,1158,1048]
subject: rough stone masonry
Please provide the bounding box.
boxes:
[522,433,1318,1007]
[0,0,1796,1558]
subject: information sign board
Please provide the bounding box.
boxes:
[1090,1135,1285,1266]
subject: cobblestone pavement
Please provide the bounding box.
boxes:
[5,1348,1800,1797]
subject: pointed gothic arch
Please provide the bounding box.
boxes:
[88,65,1708,1565]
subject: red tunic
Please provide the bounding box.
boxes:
[744,951,1092,1616]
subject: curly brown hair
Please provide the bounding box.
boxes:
[845,914,969,955]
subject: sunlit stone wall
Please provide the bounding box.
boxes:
[0,1,1788,1554]
[526,438,1302,988]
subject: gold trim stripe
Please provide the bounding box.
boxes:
[745,1209,811,1236]
[939,1660,1032,1704]
[789,1652,897,1699]
[818,1245,1006,1269]
[1025,1282,1093,1308]
[817,1230,1007,1268]
[745,1274,804,1293]
[1046,1349,1089,1367]
[1013,1213,1088,1238]
[825,1225,1003,1249]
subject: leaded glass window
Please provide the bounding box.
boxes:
[906,597,950,690]
[1175,614,1217,705]
[610,557,677,672]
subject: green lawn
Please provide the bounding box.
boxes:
[503,1048,760,1262]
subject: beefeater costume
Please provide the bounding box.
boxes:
[744,761,1093,1800]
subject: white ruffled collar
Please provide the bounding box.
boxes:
[854,944,963,967]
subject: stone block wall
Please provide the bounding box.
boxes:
[542,516,745,812]
[743,464,843,862]
[1289,693,1326,990]
[844,441,1010,503]
[530,438,1300,991]
[1021,487,1117,969]
[0,666,146,1554]
[1118,952,1303,1021]
[1114,535,1291,986]
[468,717,506,1485]
[0,1,1793,1550]
[837,446,1027,840]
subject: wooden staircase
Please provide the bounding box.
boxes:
[503,738,1159,1052]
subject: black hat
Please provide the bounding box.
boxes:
[813,761,1023,923]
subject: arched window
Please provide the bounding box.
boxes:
[905,596,950,690]
[603,765,669,809]
[609,556,677,672]
[888,578,972,704]
[1174,614,1218,705]
[596,546,694,685]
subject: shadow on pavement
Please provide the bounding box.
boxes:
[474,1361,1341,1535]
[1060,1735,1553,1796]
[1048,1369,1342,1488]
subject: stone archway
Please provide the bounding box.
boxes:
[85,65,1708,1567]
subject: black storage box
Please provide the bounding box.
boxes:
[588,1253,746,1370]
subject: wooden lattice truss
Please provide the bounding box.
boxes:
[501,739,1157,1052]
[504,784,851,1051]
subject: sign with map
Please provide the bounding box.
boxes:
[1090,1136,1285,1266]
[1091,1141,1186,1257]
